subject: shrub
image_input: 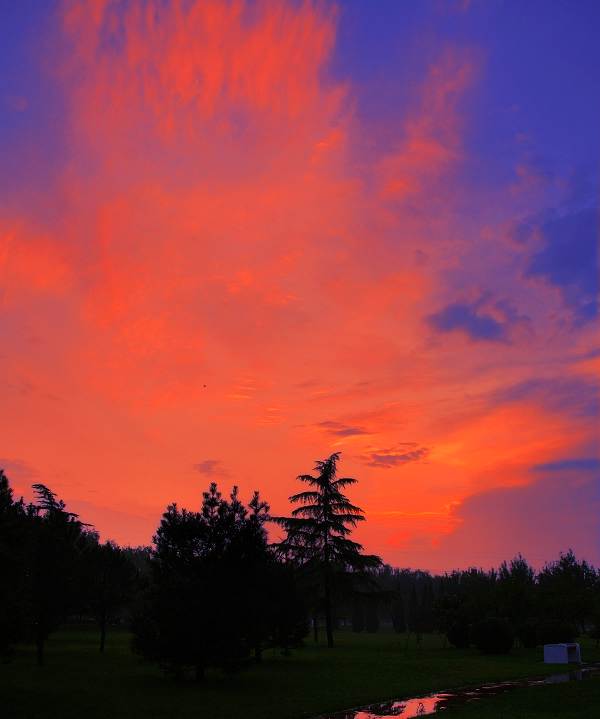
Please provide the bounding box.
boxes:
[447,620,470,648]
[351,600,365,632]
[471,617,514,654]
[365,600,380,633]
[517,619,539,648]
[589,625,600,647]
[536,621,577,645]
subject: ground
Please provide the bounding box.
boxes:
[450,677,600,718]
[2,629,599,719]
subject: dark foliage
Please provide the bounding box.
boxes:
[351,598,365,632]
[471,617,514,654]
[25,484,94,665]
[447,620,471,648]
[517,619,539,649]
[536,620,578,645]
[273,453,381,648]
[0,470,27,658]
[1,462,599,674]
[538,550,596,632]
[589,624,600,647]
[86,541,138,652]
[390,597,406,633]
[497,555,536,626]
[132,483,306,678]
[428,552,599,652]
[364,597,380,633]
[0,471,143,664]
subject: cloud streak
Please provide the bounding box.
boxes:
[428,302,506,342]
[526,207,598,322]
[193,460,229,477]
[361,446,430,469]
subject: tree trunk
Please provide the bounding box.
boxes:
[324,567,334,648]
[313,613,319,643]
[36,634,45,667]
[99,610,107,653]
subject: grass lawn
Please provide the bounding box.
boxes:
[2,628,599,719]
[449,676,600,718]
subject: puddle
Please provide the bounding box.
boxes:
[318,665,600,718]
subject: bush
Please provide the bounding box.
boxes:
[365,600,380,633]
[517,619,539,648]
[447,620,470,648]
[471,618,514,654]
[589,625,600,647]
[351,601,365,632]
[536,621,577,645]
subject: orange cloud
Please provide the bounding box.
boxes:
[0,220,72,300]
[378,48,479,201]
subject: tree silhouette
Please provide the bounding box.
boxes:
[274,452,380,648]
[0,470,28,658]
[86,541,136,652]
[28,483,91,665]
[497,554,536,644]
[132,483,303,678]
[538,549,597,632]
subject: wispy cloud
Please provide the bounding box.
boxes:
[427,296,529,343]
[526,206,598,323]
[0,457,38,480]
[533,457,600,473]
[361,446,430,469]
[317,420,369,437]
[428,301,506,341]
[193,460,229,477]
[495,377,599,419]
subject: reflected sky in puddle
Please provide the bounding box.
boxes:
[321,667,600,718]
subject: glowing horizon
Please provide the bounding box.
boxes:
[1,0,598,573]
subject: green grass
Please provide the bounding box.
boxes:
[2,628,599,719]
[447,676,600,718]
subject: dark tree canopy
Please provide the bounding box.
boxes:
[27,483,93,665]
[0,470,28,657]
[86,541,137,652]
[133,483,306,678]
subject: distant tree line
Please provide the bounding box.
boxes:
[2,454,600,674]
[347,553,600,654]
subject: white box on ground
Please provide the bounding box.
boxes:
[543,643,581,664]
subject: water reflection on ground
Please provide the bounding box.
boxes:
[321,666,600,719]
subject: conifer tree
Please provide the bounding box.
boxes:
[133,483,304,678]
[28,483,91,665]
[87,541,136,652]
[274,453,380,648]
[0,470,28,657]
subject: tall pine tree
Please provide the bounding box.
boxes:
[274,453,380,648]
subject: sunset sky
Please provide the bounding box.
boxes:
[1,0,598,572]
